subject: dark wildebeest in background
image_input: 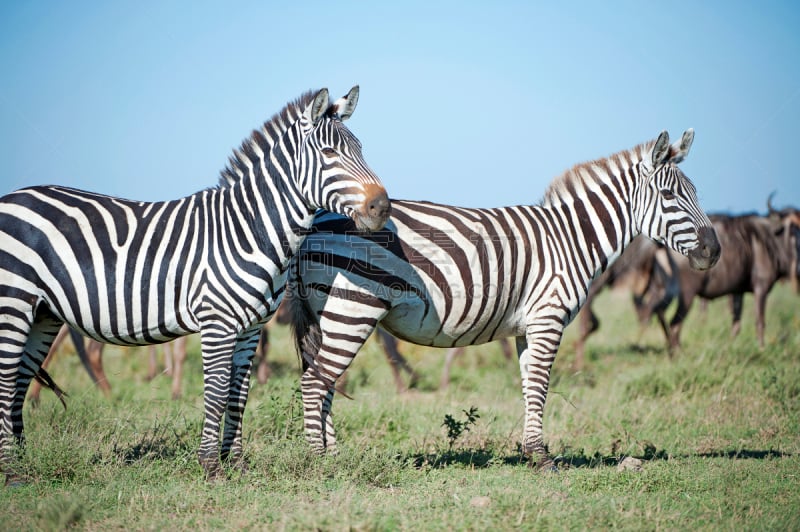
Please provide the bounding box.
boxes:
[572,236,678,370]
[29,326,186,403]
[663,203,800,349]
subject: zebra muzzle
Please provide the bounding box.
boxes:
[358,184,391,232]
[687,226,721,271]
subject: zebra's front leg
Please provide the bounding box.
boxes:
[220,326,260,472]
[197,328,238,482]
[516,322,563,471]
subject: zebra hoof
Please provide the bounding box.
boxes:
[530,457,557,473]
[204,467,228,483]
[229,457,250,476]
[199,456,227,483]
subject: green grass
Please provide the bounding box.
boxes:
[2,284,799,530]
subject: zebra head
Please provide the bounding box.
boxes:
[297,86,391,232]
[635,129,720,270]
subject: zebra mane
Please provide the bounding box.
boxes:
[540,138,656,207]
[217,90,319,188]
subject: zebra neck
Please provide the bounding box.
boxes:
[218,170,314,269]
[549,195,635,284]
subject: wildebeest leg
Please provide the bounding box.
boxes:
[440,346,465,389]
[500,338,513,359]
[572,305,598,372]
[668,291,695,354]
[83,338,110,397]
[377,330,418,392]
[170,337,187,400]
[730,294,744,338]
[753,286,768,348]
[655,309,672,355]
[147,346,158,381]
[254,325,271,385]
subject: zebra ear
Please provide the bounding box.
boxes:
[668,128,694,164]
[332,85,359,121]
[308,88,330,125]
[651,130,671,167]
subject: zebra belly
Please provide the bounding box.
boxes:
[379,298,525,348]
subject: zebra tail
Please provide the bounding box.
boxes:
[285,278,322,373]
[34,369,68,411]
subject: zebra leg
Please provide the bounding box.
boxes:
[30,324,70,407]
[220,326,260,470]
[301,315,380,455]
[301,362,339,455]
[0,302,34,485]
[13,313,63,437]
[516,322,562,472]
[196,326,238,482]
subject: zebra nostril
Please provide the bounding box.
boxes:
[370,197,387,214]
[367,193,390,219]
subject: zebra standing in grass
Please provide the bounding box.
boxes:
[289,129,720,470]
[0,86,391,484]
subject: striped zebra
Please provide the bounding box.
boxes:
[288,129,720,470]
[0,86,391,484]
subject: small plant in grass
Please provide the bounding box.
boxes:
[442,406,480,450]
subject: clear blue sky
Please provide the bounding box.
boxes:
[1,1,798,214]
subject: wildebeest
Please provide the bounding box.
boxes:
[663,204,800,349]
[572,236,678,369]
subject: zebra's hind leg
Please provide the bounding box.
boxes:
[301,365,339,455]
[12,311,64,457]
[300,314,380,455]
[0,299,43,486]
[220,326,260,472]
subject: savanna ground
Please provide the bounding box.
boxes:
[1,284,798,530]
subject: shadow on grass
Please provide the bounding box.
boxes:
[109,423,195,464]
[408,449,527,469]
[585,343,670,360]
[407,446,791,471]
[688,449,789,460]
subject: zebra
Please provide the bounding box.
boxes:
[0,86,391,484]
[288,128,720,470]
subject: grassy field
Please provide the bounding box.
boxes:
[2,284,798,530]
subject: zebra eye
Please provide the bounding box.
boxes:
[321,147,338,157]
[660,188,676,201]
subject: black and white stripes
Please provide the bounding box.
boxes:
[288,129,720,467]
[0,86,390,483]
